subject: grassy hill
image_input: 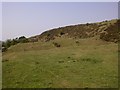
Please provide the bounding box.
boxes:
[29,19,119,43]
[2,19,119,88]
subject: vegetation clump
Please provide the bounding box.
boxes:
[75,40,79,46]
[80,57,102,64]
[58,60,64,63]
[2,36,29,52]
[60,32,65,35]
[2,47,7,52]
[52,42,61,47]
[2,59,8,62]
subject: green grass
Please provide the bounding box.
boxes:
[2,37,118,88]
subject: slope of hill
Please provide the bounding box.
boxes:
[29,19,119,43]
[2,38,118,88]
[2,19,119,88]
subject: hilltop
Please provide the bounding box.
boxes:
[2,19,119,51]
[29,19,119,43]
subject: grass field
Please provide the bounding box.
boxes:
[2,37,118,88]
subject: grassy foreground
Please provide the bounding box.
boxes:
[2,37,118,88]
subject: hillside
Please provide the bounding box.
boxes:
[29,19,120,43]
[2,19,119,88]
[3,38,118,88]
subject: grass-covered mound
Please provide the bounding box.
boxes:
[2,37,118,88]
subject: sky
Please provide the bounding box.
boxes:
[2,2,118,41]
[1,0,120,2]
[0,2,2,41]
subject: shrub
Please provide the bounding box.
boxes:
[58,60,64,63]
[47,33,50,37]
[52,42,61,47]
[18,36,29,43]
[2,59,8,62]
[2,47,7,52]
[86,23,90,26]
[75,40,79,44]
[75,40,79,46]
[4,39,12,48]
[60,32,65,35]
[11,39,18,45]
[2,36,29,50]
[80,57,102,64]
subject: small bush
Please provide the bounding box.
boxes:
[67,56,71,59]
[86,23,90,26]
[18,36,29,43]
[75,40,79,46]
[58,60,64,63]
[2,47,7,52]
[80,57,102,64]
[47,33,50,36]
[60,32,65,35]
[53,42,61,47]
[2,36,29,50]
[75,40,79,44]
[2,59,8,62]
[35,62,39,64]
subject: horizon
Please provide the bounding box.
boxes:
[2,2,118,41]
[1,18,118,41]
